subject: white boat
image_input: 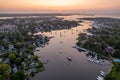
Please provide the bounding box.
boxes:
[97,76,104,80]
[100,71,106,77]
[67,57,72,61]
[36,48,40,51]
[43,60,49,64]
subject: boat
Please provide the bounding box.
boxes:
[100,71,106,77]
[97,75,104,80]
[67,57,72,61]
[43,60,49,64]
[36,48,40,51]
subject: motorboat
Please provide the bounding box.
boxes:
[67,57,72,61]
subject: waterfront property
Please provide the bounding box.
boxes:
[77,17,120,80]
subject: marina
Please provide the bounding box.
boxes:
[97,71,106,80]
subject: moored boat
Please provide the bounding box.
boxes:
[67,57,72,61]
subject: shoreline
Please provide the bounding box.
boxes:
[76,17,120,80]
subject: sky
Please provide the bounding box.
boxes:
[0,0,120,13]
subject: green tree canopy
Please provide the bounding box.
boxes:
[0,62,10,80]
[10,70,25,80]
[9,53,16,63]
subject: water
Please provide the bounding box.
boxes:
[0,17,13,19]
[114,58,120,62]
[30,17,111,80]
[0,13,120,20]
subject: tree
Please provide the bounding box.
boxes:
[9,53,16,63]
[31,55,38,61]
[0,52,9,58]
[0,62,10,80]
[114,50,120,58]
[105,74,115,80]
[14,42,24,49]
[10,70,25,80]
[15,58,22,65]
[24,49,33,54]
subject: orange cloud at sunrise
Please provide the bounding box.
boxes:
[0,0,120,13]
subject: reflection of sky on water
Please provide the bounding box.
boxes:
[31,18,111,80]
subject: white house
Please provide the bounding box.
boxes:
[8,44,14,51]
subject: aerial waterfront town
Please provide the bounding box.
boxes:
[0,15,120,80]
[0,0,120,80]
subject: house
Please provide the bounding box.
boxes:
[28,54,31,59]
[0,58,3,62]
[22,62,27,70]
[8,44,14,51]
[29,62,36,69]
[2,38,9,43]
[12,64,18,73]
[22,62,26,67]
[19,52,23,56]
[12,67,18,73]
[81,40,88,44]
[4,58,10,64]
[0,45,5,52]
[20,47,26,52]
[105,46,115,54]
[0,24,18,33]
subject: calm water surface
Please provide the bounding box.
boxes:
[31,16,111,80]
